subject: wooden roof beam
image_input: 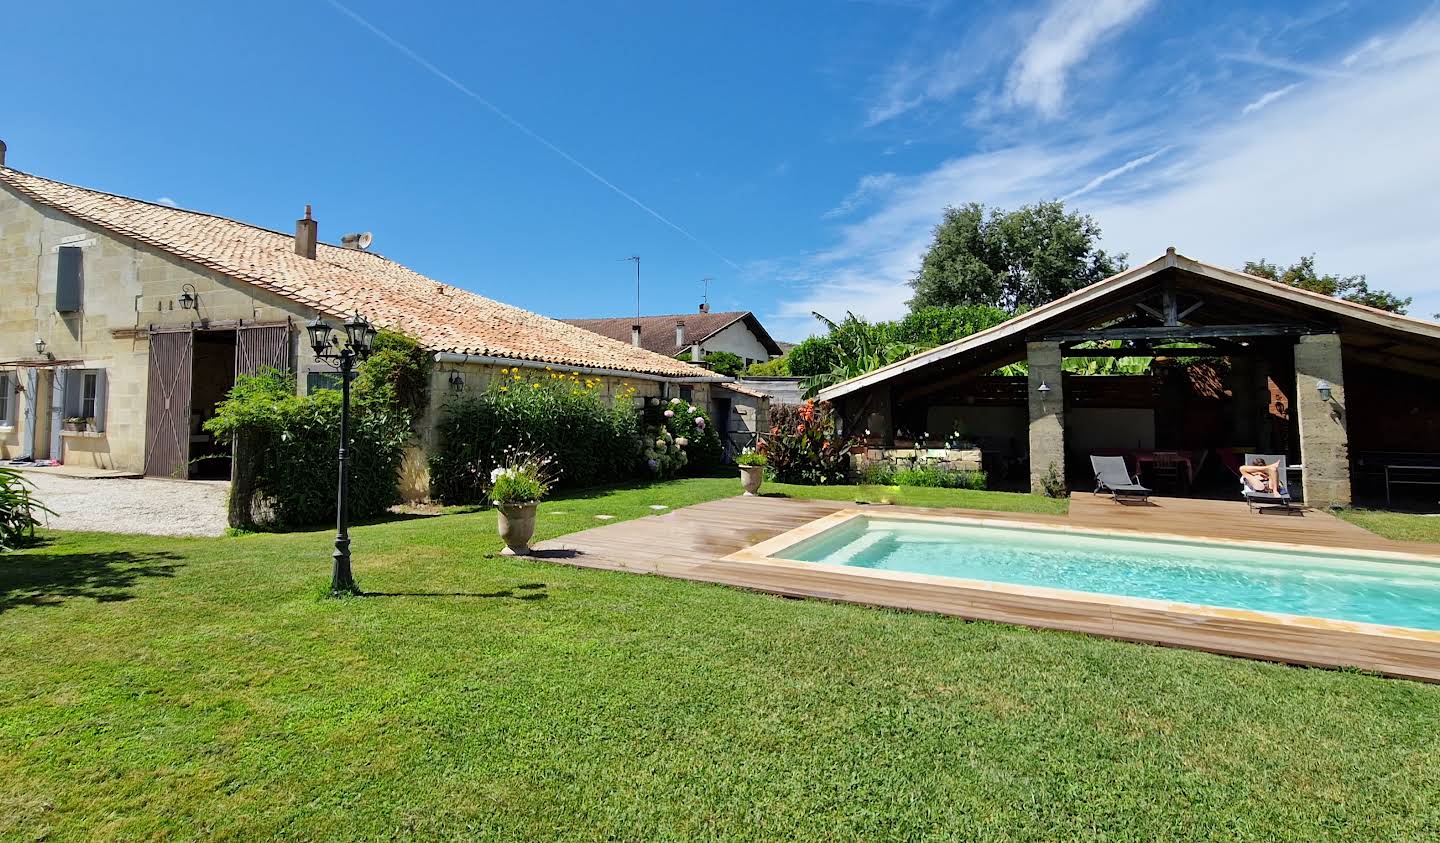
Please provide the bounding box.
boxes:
[1041,324,1331,343]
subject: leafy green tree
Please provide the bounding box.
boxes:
[745,356,790,376]
[1243,255,1410,314]
[699,350,745,376]
[795,305,1010,397]
[909,201,1126,312]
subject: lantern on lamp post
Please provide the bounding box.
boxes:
[308,313,377,596]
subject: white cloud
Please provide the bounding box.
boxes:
[1240,83,1300,116]
[1006,0,1154,118]
[823,173,899,219]
[767,10,1440,338]
[155,196,179,208]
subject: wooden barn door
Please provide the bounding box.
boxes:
[235,324,292,377]
[144,330,194,478]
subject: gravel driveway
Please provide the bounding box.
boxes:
[22,472,230,537]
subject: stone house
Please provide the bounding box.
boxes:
[0,154,749,498]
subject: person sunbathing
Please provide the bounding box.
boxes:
[1240,457,1282,493]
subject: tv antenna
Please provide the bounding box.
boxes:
[700,276,714,307]
[618,256,640,316]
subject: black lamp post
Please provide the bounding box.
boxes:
[307,313,377,595]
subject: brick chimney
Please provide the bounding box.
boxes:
[630,324,642,347]
[675,320,686,349]
[295,205,317,259]
[698,302,710,313]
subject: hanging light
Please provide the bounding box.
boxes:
[307,317,335,357]
[344,314,374,353]
[179,283,198,310]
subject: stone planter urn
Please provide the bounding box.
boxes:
[497,502,539,556]
[739,465,765,496]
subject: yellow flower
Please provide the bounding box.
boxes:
[498,385,508,392]
[531,383,540,389]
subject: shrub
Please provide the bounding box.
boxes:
[206,367,412,528]
[892,466,987,490]
[1039,460,1067,498]
[859,461,895,485]
[431,369,642,504]
[760,400,855,485]
[659,397,722,473]
[1,467,52,550]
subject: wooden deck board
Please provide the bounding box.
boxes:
[532,493,1440,681]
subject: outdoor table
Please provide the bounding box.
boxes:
[1384,464,1440,507]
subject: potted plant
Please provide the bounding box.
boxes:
[736,449,767,496]
[487,452,559,556]
[64,416,91,432]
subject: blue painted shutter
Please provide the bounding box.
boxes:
[56,246,83,312]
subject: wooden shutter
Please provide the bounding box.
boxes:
[144,331,194,478]
[92,369,108,432]
[236,325,292,377]
[56,246,83,312]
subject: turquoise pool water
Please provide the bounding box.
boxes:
[777,517,1440,631]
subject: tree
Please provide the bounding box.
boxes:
[701,350,745,376]
[909,201,1127,312]
[793,305,1010,397]
[1243,255,1410,314]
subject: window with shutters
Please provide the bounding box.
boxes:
[306,371,343,394]
[56,246,84,312]
[62,369,108,431]
[0,372,13,427]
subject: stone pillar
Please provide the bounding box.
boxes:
[1026,341,1065,494]
[1294,333,1351,508]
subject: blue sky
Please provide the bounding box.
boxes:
[3,1,1438,340]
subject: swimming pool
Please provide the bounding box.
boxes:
[773,515,1440,632]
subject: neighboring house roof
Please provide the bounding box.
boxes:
[717,380,768,399]
[563,311,785,358]
[817,248,1440,402]
[0,166,713,379]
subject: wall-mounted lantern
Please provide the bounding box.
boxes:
[1315,379,1334,402]
[179,283,198,310]
[34,337,46,356]
[1037,381,1051,396]
[448,370,465,391]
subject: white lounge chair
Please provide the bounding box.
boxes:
[1240,453,1292,512]
[1091,455,1152,503]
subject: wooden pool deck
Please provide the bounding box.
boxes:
[532,494,1440,681]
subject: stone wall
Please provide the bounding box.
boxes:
[1026,341,1065,494]
[854,446,983,474]
[1294,333,1351,507]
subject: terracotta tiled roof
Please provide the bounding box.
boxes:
[564,311,784,357]
[0,167,711,379]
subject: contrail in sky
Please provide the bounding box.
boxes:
[323,0,742,271]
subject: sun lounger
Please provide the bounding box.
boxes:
[1240,453,1292,512]
[1091,455,1152,503]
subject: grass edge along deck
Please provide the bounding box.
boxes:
[719,509,1440,683]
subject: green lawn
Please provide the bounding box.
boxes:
[2,478,1437,840]
[1338,508,1440,543]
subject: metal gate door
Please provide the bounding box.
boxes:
[235,324,291,376]
[144,330,194,478]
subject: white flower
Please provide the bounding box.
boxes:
[675,437,689,447]
[670,397,682,404]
